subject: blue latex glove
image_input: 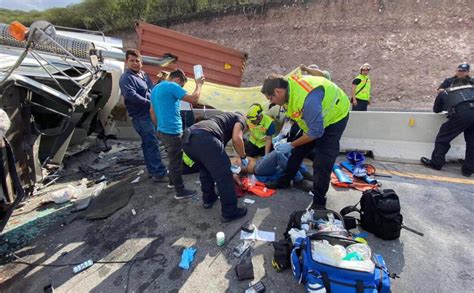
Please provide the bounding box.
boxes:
[179,246,197,270]
[275,142,293,154]
[272,134,283,145]
[241,157,249,167]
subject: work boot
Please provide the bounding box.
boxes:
[265,178,291,189]
[221,207,248,223]
[461,167,473,177]
[420,157,442,170]
[293,180,313,192]
[309,190,327,210]
[203,196,219,209]
[175,188,197,200]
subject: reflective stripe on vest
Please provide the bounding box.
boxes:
[286,75,350,132]
[354,74,371,101]
[183,152,195,167]
[247,114,273,148]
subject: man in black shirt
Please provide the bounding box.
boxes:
[421,77,474,177]
[182,112,249,222]
[437,63,473,93]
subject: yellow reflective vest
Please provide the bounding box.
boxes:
[247,114,274,148]
[286,75,350,132]
[354,74,371,101]
[183,152,195,167]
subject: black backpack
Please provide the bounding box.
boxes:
[341,189,403,240]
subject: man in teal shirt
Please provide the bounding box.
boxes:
[150,69,204,200]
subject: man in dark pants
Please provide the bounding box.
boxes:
[182,112,248,222]
[421,77,474,177]
[119,49,167,182]
[150,69,204,199]
[261,74,350,208]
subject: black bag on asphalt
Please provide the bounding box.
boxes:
[272,239,292,272]
[341,189,403,240]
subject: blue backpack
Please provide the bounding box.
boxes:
[291,232,391,292]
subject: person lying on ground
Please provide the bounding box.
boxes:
[230,150,312,192]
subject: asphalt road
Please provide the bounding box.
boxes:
[0,154,473,293]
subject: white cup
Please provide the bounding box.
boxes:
[216,231,225,246]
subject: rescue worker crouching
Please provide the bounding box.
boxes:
[245,103,276,157]
[261,74,350,209]
[182,112,249,222]
[421,76,474,177]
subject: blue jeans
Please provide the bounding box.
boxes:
[132,117,167,177]
[254,151,304,182]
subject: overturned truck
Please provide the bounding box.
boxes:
[0,21,176,230]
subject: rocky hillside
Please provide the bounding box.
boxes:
[122,0,473,110]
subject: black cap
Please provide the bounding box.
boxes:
[458,63,470,71]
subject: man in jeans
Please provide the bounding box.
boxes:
[119,49,167,182]
[150,69,204,199]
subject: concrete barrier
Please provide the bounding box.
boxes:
[116,110,466,163]
[340,111,465,163]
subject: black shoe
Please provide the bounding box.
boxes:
[461,167,473,177]
[420,157,442,170]
[175,188,197,200]
[265,179,291,189]
[293,180,313,192]
[221,207,248,223]
[151,175,168,183]
[203,197,218,209]
[309,191,327,209]
[301,171,313,181]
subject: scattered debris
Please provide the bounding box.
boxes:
[73,259,94,274]
[243,198,255,204]
[82,179,134,220]
[42,185,78,204]
[241,228,275,242]
[131,209,136,216]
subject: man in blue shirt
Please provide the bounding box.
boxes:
[119,49,167,182]
[150,69,204,199]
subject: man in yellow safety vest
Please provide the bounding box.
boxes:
[351,63,372,111]
[261,74,350,208]
[245,103,276,156]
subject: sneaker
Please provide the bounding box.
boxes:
[221,207,248,223]
[420,157,442,170]
[293,180,313,192]
[151,175,168,183]
[174,188,197,200]
[167,184,175,189]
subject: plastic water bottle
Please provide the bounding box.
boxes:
[73,259,93,274]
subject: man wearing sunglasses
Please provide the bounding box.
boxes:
[437,63,473,93]
[245,103,276,157]
[351,63,372,111]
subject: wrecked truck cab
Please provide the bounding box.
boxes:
[0,21,176,231]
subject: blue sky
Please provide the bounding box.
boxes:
[0,0,82,11]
